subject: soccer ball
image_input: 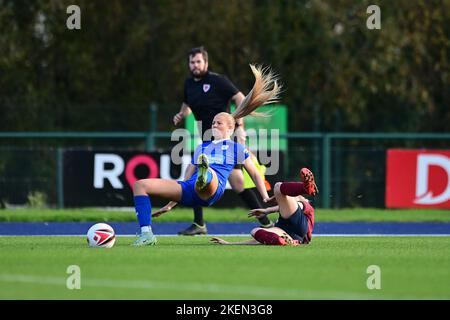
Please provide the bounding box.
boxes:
[86,223,116,248]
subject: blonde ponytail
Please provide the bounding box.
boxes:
[232,64,281,120]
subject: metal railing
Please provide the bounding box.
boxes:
[1,131,449,208]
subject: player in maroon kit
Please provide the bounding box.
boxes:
[210,168,318,246]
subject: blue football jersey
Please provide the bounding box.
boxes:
[191,139,249,184]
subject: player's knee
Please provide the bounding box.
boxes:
[133,180,145,194]
[274,182,283,197]
[230,174,244,193]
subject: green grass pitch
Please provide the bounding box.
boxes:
[0,236,449,299]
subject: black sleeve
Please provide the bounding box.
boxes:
[217,75,240,101]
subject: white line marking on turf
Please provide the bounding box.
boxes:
[0,273,415,300]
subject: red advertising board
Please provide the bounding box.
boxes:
[386,149,450,208]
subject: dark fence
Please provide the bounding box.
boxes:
[0,132,449,208]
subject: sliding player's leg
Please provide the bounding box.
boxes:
[250,226,297,246]
[249,180,303,246]
[277,168,318,197]
[177,154,218,236]
[274,182,300,220]
[273,182,313,244]
[300,167,319,196]
[132,179,182,246]
[194,154,219,201]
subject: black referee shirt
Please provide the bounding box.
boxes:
[183,71,239,139]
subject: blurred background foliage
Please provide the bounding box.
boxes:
[0,0,449,133]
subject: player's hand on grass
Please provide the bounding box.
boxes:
[152,201,178,217]
[210,237,230,245]
[248,208,268,219]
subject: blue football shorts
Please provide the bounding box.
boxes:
[177,175,225,207]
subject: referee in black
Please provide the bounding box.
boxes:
[173,46,273,235]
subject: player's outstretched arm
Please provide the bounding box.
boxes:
[243,156,269,202]
[264,195,277,206]
[210,237,261,245]
[248,205,279,219]
[152,201,178,217]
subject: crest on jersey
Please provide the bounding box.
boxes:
[203,84,211,93]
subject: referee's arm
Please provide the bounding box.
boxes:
[173,102,192,125]
[232,92,246,128]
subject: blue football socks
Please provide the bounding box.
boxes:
[134,195,152,227]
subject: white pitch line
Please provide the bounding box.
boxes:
[0,273,413,300]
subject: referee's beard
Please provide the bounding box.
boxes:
[191,69,208,80]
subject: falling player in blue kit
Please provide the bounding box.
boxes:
[131,64,281,246]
